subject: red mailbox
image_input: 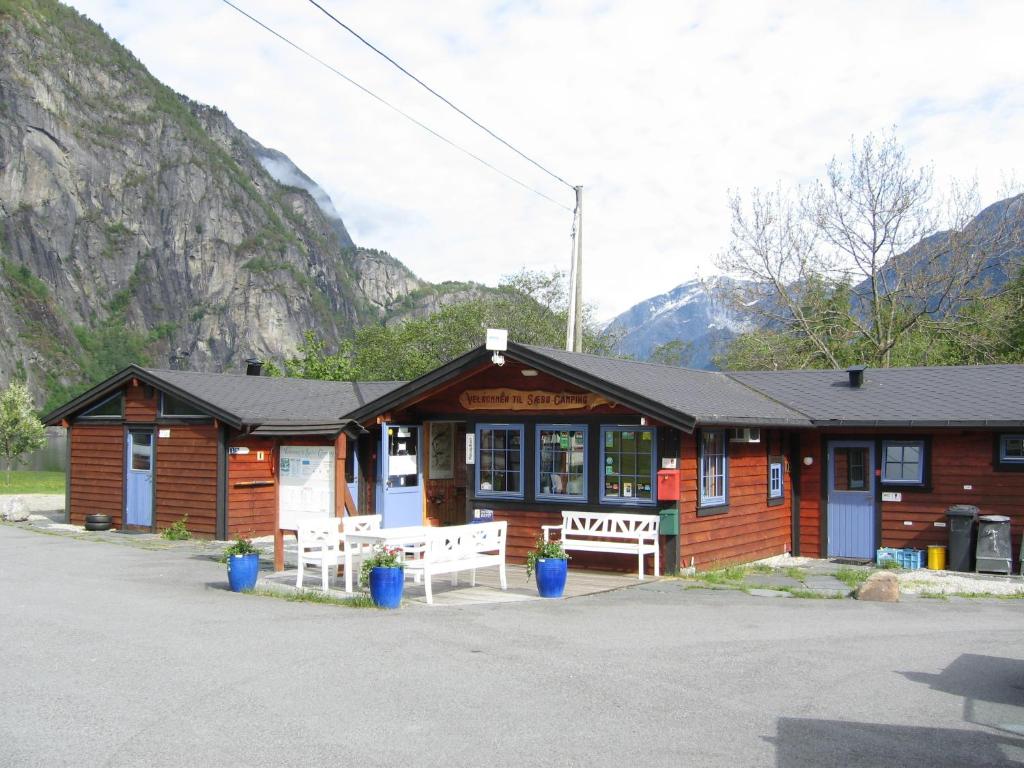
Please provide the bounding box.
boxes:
[657,469,680,501]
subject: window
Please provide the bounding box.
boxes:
[768,458,784,500]
[160,393,205,417]
[537,425,587,501]
[833,446,868,490]
[882,440,925,484]
[130,431,152,472]
[80,393,123,419]
[700,430,728,507]
[600,426,656,505]
[999,434,1024,464]
[476,424,523,499]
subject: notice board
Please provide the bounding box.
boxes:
[278,446,335,530]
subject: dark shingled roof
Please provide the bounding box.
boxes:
[43,365,405,430]
[508,345,812,428]
[728,365,1024,427]
[142,369,404,426]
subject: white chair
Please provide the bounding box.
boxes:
[341,514,383,579]
[296,518,343,591]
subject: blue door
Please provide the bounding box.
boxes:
[827,441,875,559]
[376,424,423,528]
[125,430,154,527]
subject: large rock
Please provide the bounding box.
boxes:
[1,497,29,522]
[855,571,900,602]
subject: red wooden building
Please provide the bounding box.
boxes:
[46,346,1024,573]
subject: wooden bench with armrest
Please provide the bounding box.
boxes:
[542,510,659,579]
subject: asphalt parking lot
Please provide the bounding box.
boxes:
[2,524,1023,767]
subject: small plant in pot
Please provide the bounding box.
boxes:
[220,537,260,592]
[360,544,405,609]
[526,537,570,598]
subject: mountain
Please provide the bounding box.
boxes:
[609,195,1024,369]
[604,278,745,368]
[0,0,444,408]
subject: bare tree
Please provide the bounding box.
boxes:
[717,132,1006,369]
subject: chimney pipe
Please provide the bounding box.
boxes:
[847,365,866,388]
[245,358,263,377]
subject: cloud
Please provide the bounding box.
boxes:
[68,0,1024,319]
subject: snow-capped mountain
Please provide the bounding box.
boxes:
[604,277,746,368]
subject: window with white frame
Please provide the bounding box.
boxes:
[768,459,784,499]
[882,440,925,484]
[600,426,656,504]
[537,425,587,501]
[475,424,524,499]
[160,393,206,418]
[999,434,1024,464]
[700,430,727,507]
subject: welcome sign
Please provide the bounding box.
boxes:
[458,388,614,411]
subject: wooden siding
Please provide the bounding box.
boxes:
[124,383,157,422]
[878,431,1024,550]
[69,425,123,526]
[228,437,277,538]
[155,424,218,536]
[797,433,823,557]
[678,432,792,570]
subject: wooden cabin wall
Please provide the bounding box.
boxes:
[677,432,792,570]
[227,436,277,538]
[124,384,157,421]
[796,433,822,557]
[155,423,218,536]
[68,425,123,526]
[878,430,1024,550]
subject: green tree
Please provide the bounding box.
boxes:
[0,381,47,486]
[648,339,692,367]
[279,268,614,382]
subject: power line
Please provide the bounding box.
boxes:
[219,0,572,212]
[305,0,575,192]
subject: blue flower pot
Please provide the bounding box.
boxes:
[227,553,259,592]
[369,566,404,608]
[535,558,568,598]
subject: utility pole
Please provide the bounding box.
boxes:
[565,185,584,352]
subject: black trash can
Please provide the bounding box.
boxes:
[976,515,1012,574]
[945,505,979,572]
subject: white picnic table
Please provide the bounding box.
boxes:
[342,525,431,594]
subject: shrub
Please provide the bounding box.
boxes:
[161,515,191,541]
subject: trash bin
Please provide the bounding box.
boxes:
[927,544,947,571]
[976,514,1012,574]
[945,505,978,572]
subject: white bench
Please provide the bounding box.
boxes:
[403,521,508,605]
[542,511,660,579]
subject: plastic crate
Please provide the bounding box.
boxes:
[876,547,899,566]
[896,548,924,570]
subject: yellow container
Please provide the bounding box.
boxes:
[927,544,947,571]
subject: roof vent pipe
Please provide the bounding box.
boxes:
[847,365,866,388]
[245,358,264,377]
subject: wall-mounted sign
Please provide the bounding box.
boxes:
[229,447,250,456]
[158,429,171,439]
[458,388,613,411]
[882,492,903,503]
[465,433,475,464]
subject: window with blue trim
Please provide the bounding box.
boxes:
[475,424,524,499]
[700,430,727,507]
[882,440,924,484]
[600,426,656,504]
[536,425,587,501]
[999,434,1024,464]
[769,459,783,499]
[79,393,123,419]
[160,393,205,418]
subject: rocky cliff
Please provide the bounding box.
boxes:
[0,0,429,408]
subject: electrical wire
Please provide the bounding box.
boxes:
[219,0,572,212]
[305,0,575,192]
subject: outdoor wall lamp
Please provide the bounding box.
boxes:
[803,456,814,466]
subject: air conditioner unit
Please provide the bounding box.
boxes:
[728,427,761,443]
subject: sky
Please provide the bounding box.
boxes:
[67,0,1024,320]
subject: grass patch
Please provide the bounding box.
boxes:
[0,470,64,494]
[834,567,873,590]
[247,588,376,608]
[949,591,1024,600]
[918,591,949,600]
[781,587,843,599]
[699,565,750,585]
